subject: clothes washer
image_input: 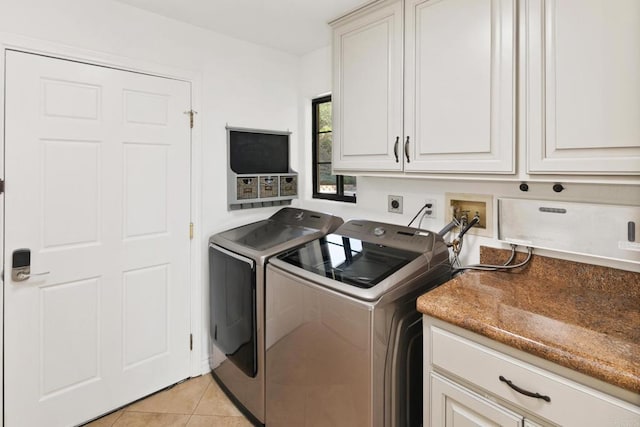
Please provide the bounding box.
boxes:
[265,219,451,426]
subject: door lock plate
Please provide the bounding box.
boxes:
[12,266,30,282]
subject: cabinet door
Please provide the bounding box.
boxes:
[430,373,523,427]
[404,0,516,173]
[526,0,640,174]
[332,1,404,172]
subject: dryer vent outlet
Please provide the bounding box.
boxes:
[388,195,403,214]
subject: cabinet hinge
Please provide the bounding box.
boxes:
[184,110,198,129]
[0,179,4,195]
[189,222,194,240]
[190,333,193,351]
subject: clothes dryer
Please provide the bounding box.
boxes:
[209,208,343,424]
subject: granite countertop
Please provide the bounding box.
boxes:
[417,247,640,394]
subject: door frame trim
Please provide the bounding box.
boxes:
[0,32,204,423]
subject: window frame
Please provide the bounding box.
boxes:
[311,95,356,203]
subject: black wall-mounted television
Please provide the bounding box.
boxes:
[229,130,290,174]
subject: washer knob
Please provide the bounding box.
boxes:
[373,227,385,236]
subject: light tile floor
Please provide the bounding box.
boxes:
[84,374,253,427]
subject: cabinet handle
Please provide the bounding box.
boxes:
[394,136,399,163]
[499,376,551,402]
[404,136,410,163]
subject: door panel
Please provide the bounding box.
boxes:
[332,1,404,172]
[404,0,515,173]
[431,373,523,427]
[4,50,191,427]
[40,278,101,396]
[42,140,101,248]
[526,0,640,173]
[123,264,170,368]
[123,143,169,237]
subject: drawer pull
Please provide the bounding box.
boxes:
[499,376,551,402]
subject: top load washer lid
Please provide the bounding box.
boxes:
[277,233,422,288]
[270,219,450,301]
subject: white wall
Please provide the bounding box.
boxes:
[298,46,640,272]
[2,0,639,391]
[0,0,302,374]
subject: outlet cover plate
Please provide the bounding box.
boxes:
[423,199,437,219]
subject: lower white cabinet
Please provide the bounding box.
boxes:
[431,373,524,427]
[424,317,640,426]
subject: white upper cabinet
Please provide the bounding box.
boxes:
[332,1,404,172]
[332,0,640,178]
[404,0,515,173]
[332,0,515,174]
[525,0,640,174]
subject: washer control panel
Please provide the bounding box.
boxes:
[336,220,438,253]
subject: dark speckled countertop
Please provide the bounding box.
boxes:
[417,247,640,394]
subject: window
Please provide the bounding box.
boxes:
[312,95,356,202]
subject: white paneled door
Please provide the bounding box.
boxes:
[4,50,192,427]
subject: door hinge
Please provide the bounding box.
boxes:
[189,222,194,240]
[184,110,198,129]
[190,333,193,351]
[0,179,4,195]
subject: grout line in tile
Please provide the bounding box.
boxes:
[191,375,211,415]
[186,414,194,425]
[83,376,215,425]
[109,411,124,426]
[124,409,194,416]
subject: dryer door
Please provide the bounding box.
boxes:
[209,244,257,377]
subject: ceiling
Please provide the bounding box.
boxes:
[114,0,371,55]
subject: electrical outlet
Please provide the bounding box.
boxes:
[388,195,403,214]
[423,199,437,219]
[445,193,493,237]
